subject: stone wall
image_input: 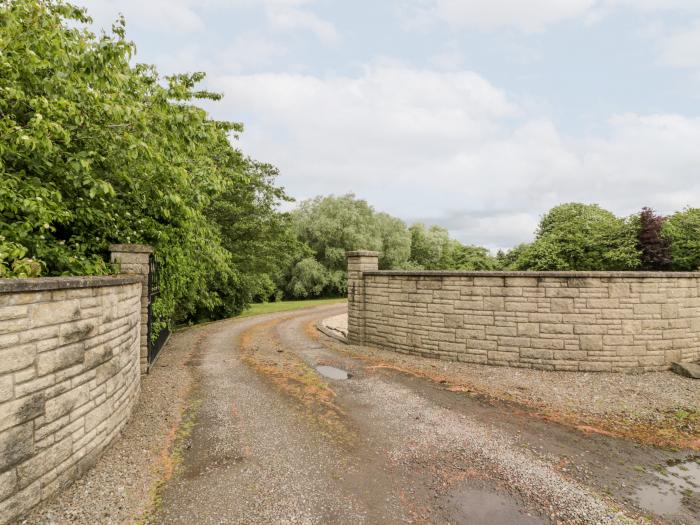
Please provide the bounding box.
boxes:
[0,276,142,524]
[347,252,700,373]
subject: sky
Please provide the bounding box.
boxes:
[80,0,700,251]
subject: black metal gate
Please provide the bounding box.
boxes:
[147,254,170,369]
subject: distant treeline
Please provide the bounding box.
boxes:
[273,196,700,300]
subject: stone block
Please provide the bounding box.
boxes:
[520,348,553,360]
[0,469,16,501]
[474,277,504,287]
[14,375,55,399]
[622,320,642,335]
[44,384,89,422]
[0,343,35,375]
[444,315,463,328]
[0,394,44,432]
[505,277,538,287]
[0,306,28,321]
[545,288,580,298]
[517,323,540,337]
[504,301,538,312]
[17,438,72,488]
[483,296,504,311]
[59,320,96,345]
[529,313,562,323]
[530,338,564,350]
[0,422,34,470]
[579,335,603,351]
[579,362,612,372]
[603,335,634,346]
[661,303,679,319]
[551,298,574,313]
[540,323,573,335]
[633,304,661,315]
[609,283,630,297]
[30,300,81,327]
[36,343,84,376]
[0,479,40,525]
[0,375,12,404]
[671,361,700,379]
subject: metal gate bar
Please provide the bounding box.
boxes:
[147,254,170,370]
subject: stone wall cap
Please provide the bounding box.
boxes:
[363,270,700,278]
[109,243,154,253]
[0,275,142,293]
[346,251,381,257]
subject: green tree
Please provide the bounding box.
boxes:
[286,194,411,296]
[450,243,499,270]
[206,160,305,316]
[663,207,700,271]
[0,0,294,325]
[408,223,450,269]
[513,203,640,270]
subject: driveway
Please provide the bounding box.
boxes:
[150,304,698,525]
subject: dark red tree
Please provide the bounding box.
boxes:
[638,207,671,270]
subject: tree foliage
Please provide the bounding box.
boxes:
[638,207,671,270]
[663,207,700,271]
[510,203,641,271]
[0,0,296,323]
[286,194,412,296]
[281,195,499,297]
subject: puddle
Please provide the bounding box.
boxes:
[633,457,700,516]
[315,365,351,380]
[448,487,546,525]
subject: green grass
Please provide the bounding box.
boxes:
[236,297,347,318]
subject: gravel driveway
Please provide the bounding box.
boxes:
[23,304,699,524]
[153,304,697,524]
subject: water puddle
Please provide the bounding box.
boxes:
[633,457,700,516]
[315,365,351,380]
[448,487,546,525]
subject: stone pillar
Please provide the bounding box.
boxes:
[109,244,153,374]
[346,251,379,345]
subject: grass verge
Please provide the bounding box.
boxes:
[236,298,346,318]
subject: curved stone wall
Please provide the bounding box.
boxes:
[347,252,700,373]
[0,276,142,524]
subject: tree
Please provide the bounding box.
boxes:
[450,243,499,270]
[286,194,412,297]
[663,207,700,271]
[206,160,305,316]
[512,203,640,271]
[375,212,411,269]
[637,207,671,270]
[0,0,294,324]
[408,223,450,269]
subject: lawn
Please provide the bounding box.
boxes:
[236,297,347,318]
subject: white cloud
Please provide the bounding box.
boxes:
[433,0,595,33]
[265,5,339,43]
[397,0,700,32]
[654,20,700,69]
[81,0,338,42]
[210,67,700,248]
[83,0,206,33]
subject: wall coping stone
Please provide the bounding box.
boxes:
[363,270,700,278]
[0,274,141,293]
[108,243,154,254]
[346,250,381,257]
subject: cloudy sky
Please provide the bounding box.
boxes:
[81,0,700,250]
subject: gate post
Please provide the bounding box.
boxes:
[346,251,379,345]
[109,244,153,374]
